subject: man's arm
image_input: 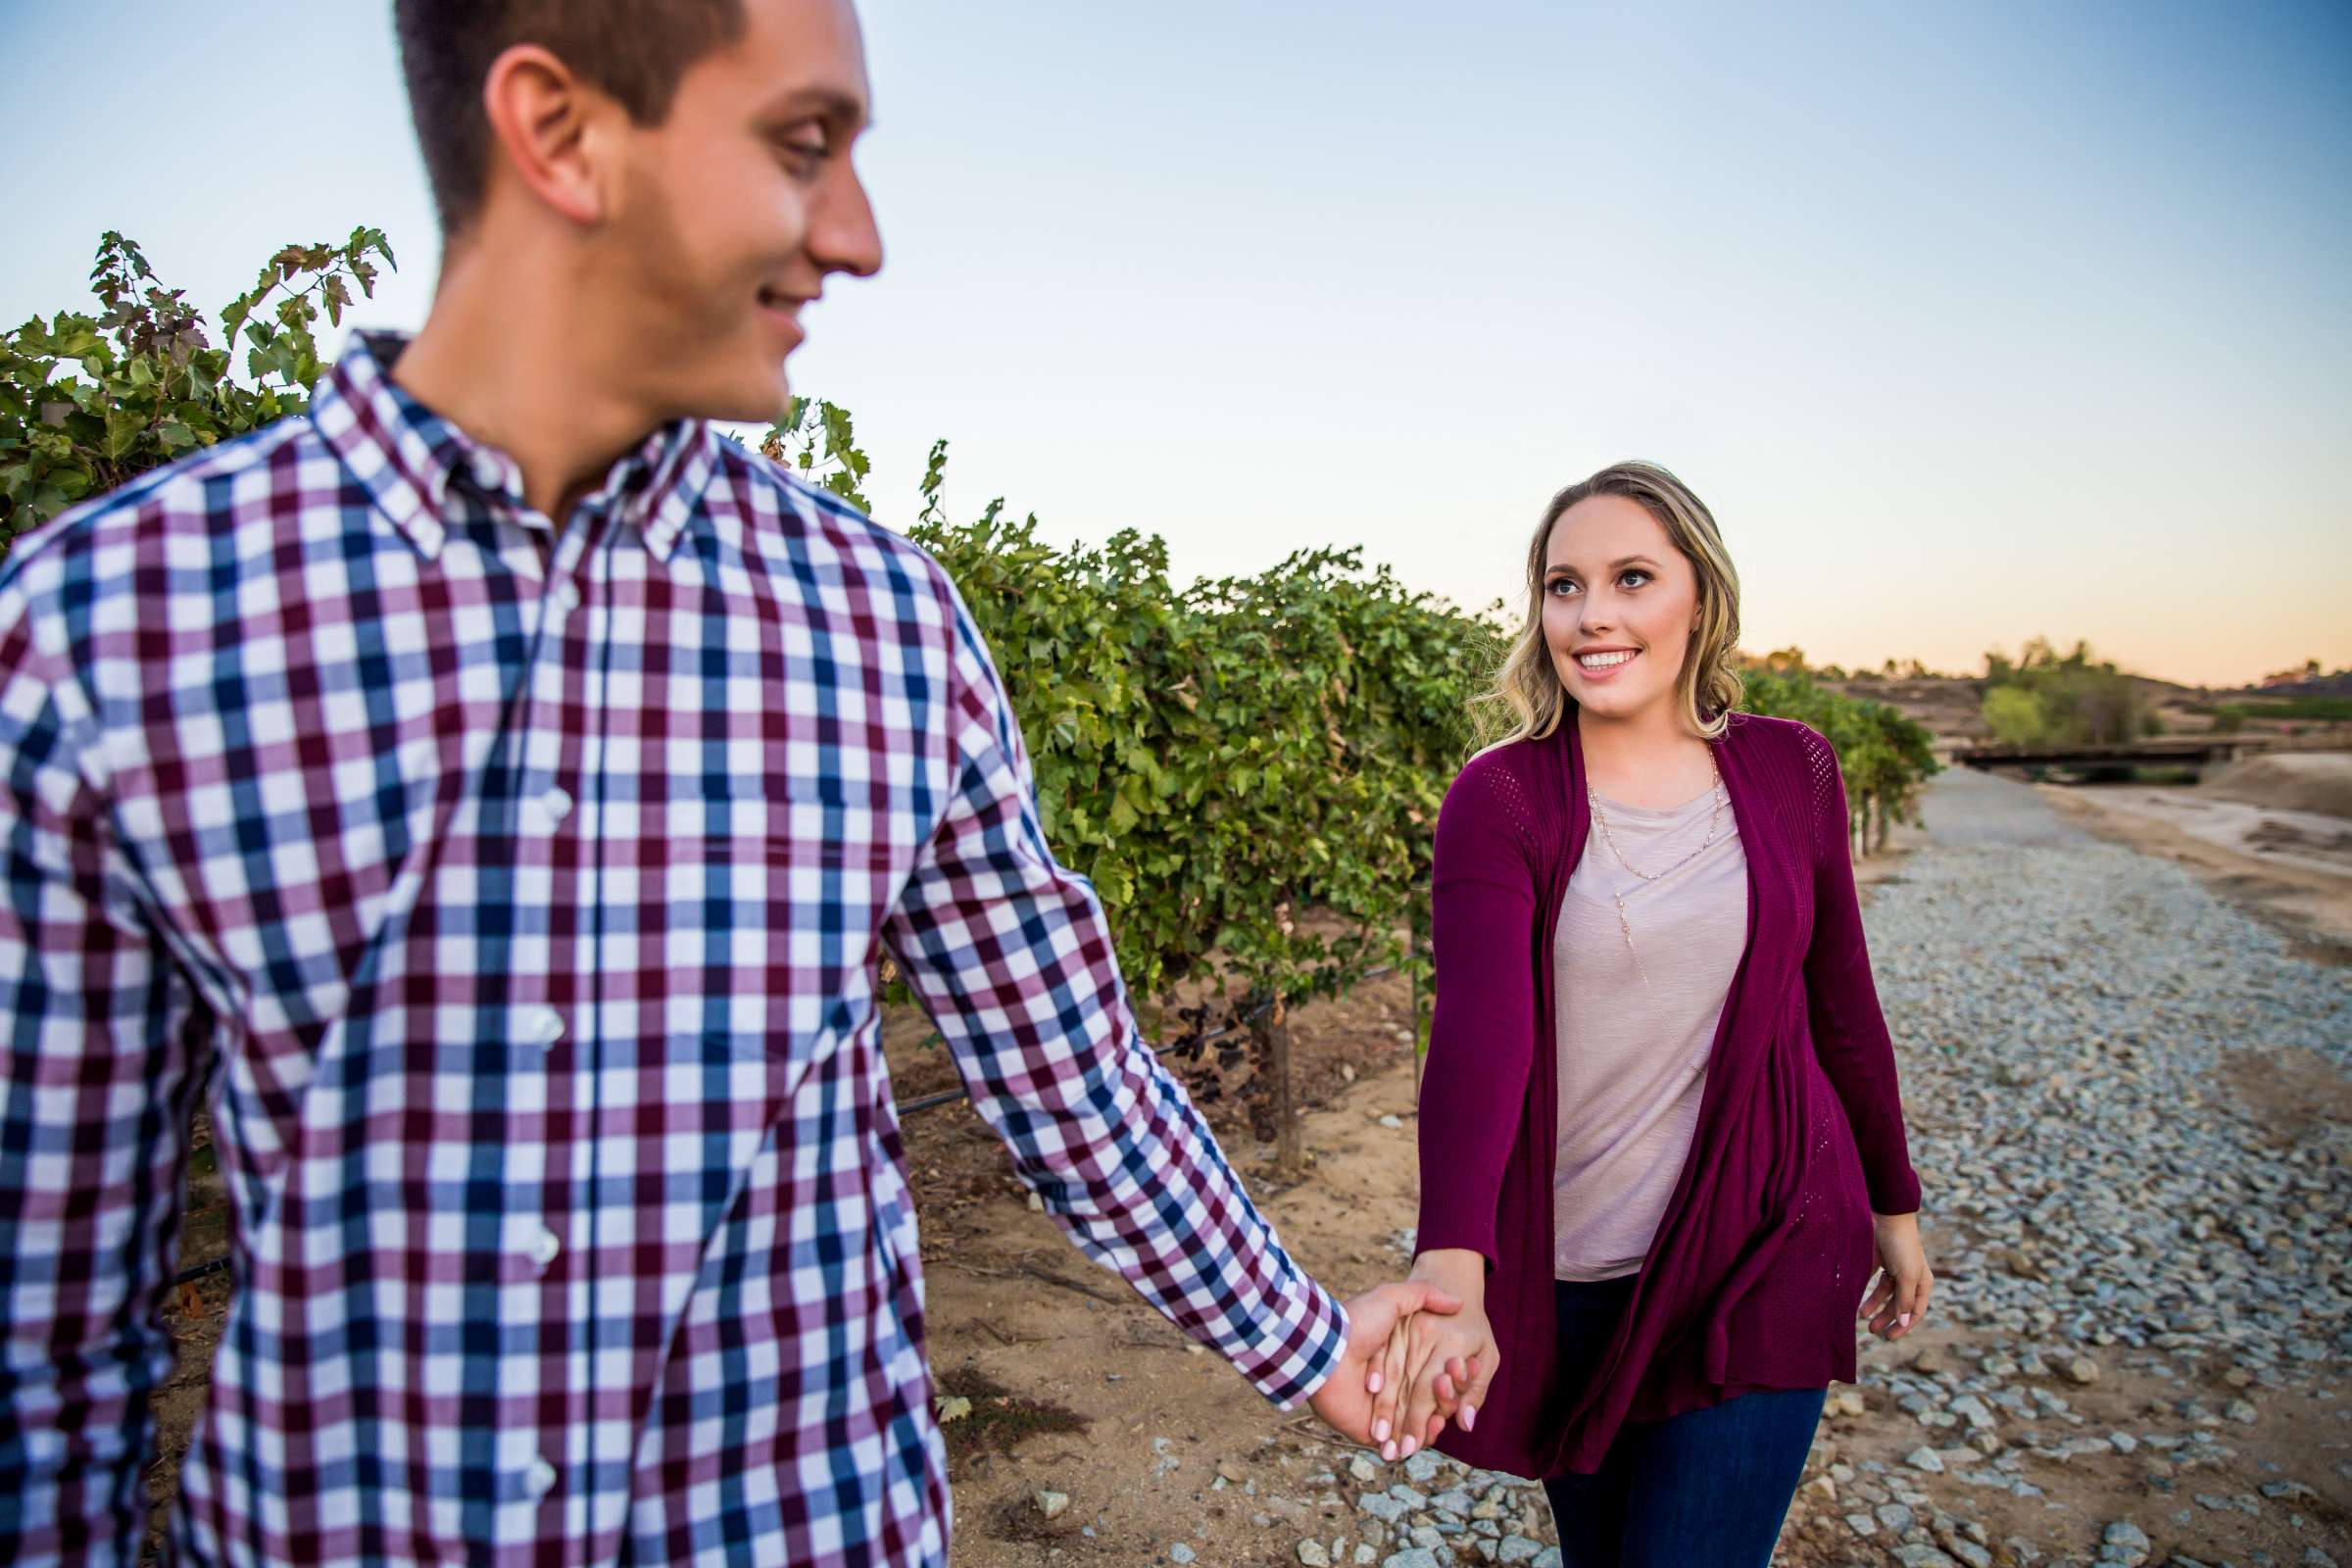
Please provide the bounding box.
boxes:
[0,600,206,1565]
[881,580,1349,1408]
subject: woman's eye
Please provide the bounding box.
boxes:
[1620,569,1651,588]
[1547,578,1579,596]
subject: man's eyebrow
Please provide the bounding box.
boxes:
[1545,555,1660,575]
[756,86,870,126]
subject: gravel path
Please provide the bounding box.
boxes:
[1315,768,2352,1568]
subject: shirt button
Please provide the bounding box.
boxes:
[549,581,580,615]
[541,787,572,824]
[522,1454,558,1501]
[528,1226,561,1270]
[517,1007,564,1050]
[469,452,505,490]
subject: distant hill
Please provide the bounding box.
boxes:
[1735,651,2349,749]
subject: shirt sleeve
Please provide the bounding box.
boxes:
[1411,759,1540,1269]
[882,575,1348,1409]
[0,596,208,1567]
[1798,728,1923,1215]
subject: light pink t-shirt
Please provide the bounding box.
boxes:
[1552,783,1748,1282]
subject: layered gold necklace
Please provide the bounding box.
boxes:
[1586,757,1727,986]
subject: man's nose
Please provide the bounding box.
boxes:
[811,160,885,280]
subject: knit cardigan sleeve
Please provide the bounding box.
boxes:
[1413,755,1540,1268]
[1797,726,1924,1214]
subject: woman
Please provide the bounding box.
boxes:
[1366,463,1933,1566]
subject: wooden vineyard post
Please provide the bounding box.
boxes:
[1254,997,1302,1175]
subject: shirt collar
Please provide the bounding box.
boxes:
[311,329,721,564]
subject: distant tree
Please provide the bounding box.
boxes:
[1982,686,2045,746]
[1980,638,2150,747]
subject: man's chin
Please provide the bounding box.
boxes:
[667,363,795,429]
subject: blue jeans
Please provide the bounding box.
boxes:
[1541,1276,1826,1567]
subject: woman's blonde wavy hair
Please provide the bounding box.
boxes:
[1474,461,1743,753]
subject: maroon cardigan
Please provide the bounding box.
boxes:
[1415,710,1921,1477]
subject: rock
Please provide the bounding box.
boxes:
[1034,1491,1070,1520]
[1377,1114,1404,1130]
[1845,1513,1879,1538]
[1170,1547,1197,1565]
[1380,1550,1439,1568]
[1914,1347,1949,1375]
[2102,1519,2153,1566]
[1905,1446,1947,1474]
[1891,1547,1961,1568]
[1218,1460,1248,1485]
[1298,1543,1332,1567]
[1496,1539,1544,1564]
[1948,1394,1996,1431]
[1357,1494,1408,1523]
[2067,1356,2103,1386]
[2226,1399,2258,1424]
[2110,1432,2139,1454]
[1349,1455,1379,1484]
[1403,1450,1444,1485]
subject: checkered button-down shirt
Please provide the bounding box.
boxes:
[0,332,1348,1567]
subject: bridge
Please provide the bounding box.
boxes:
[1946,736,2314,776]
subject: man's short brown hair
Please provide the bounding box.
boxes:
[394,0,748,233]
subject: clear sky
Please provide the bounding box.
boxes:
[5,1,2346,687]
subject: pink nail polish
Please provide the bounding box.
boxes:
[1897,1312,1912,1329]
[1373,1418,1389,1443]
[1401,1436,1417,1458]
[1462,1404,1477,1432]
[1381,1441,1396,1461]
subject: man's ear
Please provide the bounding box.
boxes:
[478,43,618,227]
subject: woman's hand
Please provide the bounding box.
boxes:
[1364,1249,1498,1459]
[1371,1300,1497,1459]
[1858,1211,1933,1342]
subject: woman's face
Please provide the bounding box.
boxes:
[1542,494,1701,723]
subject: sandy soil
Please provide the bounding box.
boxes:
[2203,752,2352,821]
[2039,785,2352,965]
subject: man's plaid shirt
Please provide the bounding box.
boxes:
[0,333,1348,1566]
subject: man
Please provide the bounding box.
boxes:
[0,2,1458,1564]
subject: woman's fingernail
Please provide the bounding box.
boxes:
[1381,1441,1396,1461]
[1373,1418,1390,1443]
[1401,1436,1417,1457]
[1367,1373,1382,1394]
[1897,1313,1912,1329]
[1462,1404,1477,1432]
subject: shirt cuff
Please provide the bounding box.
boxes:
[1233,1274,1351,1411]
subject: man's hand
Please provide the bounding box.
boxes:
[1307,1281,1465,1447]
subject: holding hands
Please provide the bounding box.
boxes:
[1310,1280,1470,1446]
[1357,1248,1498,1462]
